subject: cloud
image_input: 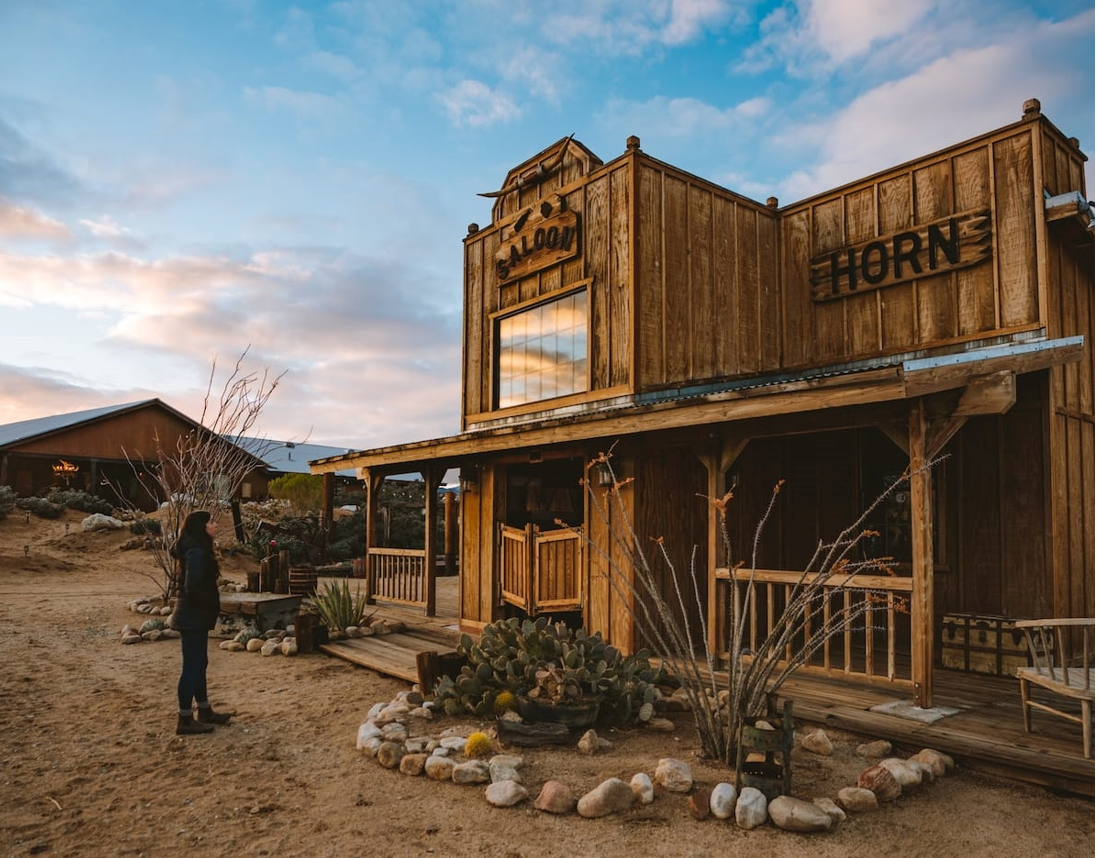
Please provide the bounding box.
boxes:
[803,0,936,63]
[775,12,1096,200]
[0,236,464,447]
[0,362,158,427]
[0,196,72,243]
[662,0,737,46]
[543,0,736,53]
[438,80,521,127]
[78,215,144,249]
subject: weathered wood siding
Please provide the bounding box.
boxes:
[634,163,780,390]
[459,464,496,630]
[781,120,1047,370]
[462,155,633,426]
[631,443,709,648]
[1040,124,1095,619]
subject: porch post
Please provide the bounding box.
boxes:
[909,400,935,707]
[702,447,720,662]
[321,472,335,561]
[444,490,458,575]
[364,470,382,605]
[423,465,444,617]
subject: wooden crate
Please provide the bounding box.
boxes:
[940,613,1030,676]
[217,592,303,636]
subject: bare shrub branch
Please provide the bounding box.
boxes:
[573,448,942,766]
[110,347,288,600]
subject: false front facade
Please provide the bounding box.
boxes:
[314,99,1093,707]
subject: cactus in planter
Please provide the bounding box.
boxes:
[432,616,664,726]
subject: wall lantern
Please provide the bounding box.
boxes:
[594,460,615,487]
[459,468,479,493]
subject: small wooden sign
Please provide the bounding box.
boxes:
[495,197,580,285]
[810,208,991,302]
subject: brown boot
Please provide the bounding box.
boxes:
[176,713,214,735]
[195,704,232,725]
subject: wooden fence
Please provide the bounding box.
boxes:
[369,547,427,608]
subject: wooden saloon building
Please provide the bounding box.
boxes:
[313,99,1093,711]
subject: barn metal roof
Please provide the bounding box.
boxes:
[0,400,155,449]
[235,437,360,478]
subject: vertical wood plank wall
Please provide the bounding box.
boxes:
[780,123,1043,371]
[1040,126,1095,619]
[634,164,779,389]
[462,159,633,427]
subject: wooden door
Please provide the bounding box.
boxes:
[498,524,583,615]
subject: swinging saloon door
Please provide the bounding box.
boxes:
[498,523,583,616]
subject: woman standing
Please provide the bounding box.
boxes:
[171,510,233,735]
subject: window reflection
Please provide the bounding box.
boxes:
[497,290,588,408]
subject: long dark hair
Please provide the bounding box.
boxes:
[172,510,213,557]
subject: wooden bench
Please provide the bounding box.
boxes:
[1015,618,1095,759]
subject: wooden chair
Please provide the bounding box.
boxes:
[1015,618,1095,759]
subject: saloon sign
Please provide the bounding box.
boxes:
[495,195,580,285]
[810,208,991,302]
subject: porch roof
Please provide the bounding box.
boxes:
[309,334,1082,477]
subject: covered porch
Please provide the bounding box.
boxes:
[321,576,1094,797]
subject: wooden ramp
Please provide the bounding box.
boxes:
[319,626,460,683]
[315,574,461,684]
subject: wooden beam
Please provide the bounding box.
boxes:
[909,401,935,707]
[321,472,335,557]
[926,416,967,460]
[902,338,1082,398]
[878,422,909,455]
[719,437,749,474]
[421,464,445,617]
[923,373,1015,458]
[311,367,908,472]
[363,470,384,605]
[700,446,720,663]
[953,371,1016,416]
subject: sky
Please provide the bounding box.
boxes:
[1,0,1093,452]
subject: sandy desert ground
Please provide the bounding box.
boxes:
[0,508,1093,858]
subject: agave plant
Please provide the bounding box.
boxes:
[311,579,374,632]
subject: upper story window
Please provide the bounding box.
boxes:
[496,288,588,409]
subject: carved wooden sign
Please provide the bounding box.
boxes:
[495,196,580,285]
[810,208,991,302]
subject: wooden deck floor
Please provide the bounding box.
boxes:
[317,575,1094,797]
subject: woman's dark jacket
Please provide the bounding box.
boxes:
[171,533,221,631]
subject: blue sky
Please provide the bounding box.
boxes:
[1,0,1093,450]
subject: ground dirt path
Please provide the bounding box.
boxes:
[0,510,1093,858]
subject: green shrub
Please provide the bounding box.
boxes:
[269,473,324,513]
[16,496,66,519]
[0,485,15,518]
[130,518,162,536]
[47,489,115,515]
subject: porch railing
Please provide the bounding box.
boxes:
[715,567,915,687]
[369,547,427,608]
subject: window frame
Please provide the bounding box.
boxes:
[490,281,591,412]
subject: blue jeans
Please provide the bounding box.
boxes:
[177,630,209,711]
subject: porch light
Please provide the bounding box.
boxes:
[594,460,615,487]
[459,469,479,492]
